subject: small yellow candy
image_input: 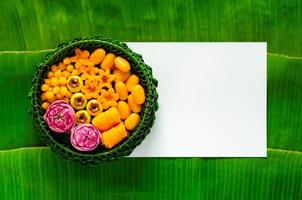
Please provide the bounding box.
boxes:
[89,48,106,65]
[117,101,131,120]
[114,56,131,72]
[128,94,142,113]
[80,50,90,59]
[125,74,139,91]
[66,64,74,72]
[50,77,59,86]
[48,97,56,103]
[125,113,140,130]
[101,53,115,70]
[70,92,87,110]
[41,84,49,92]
[113,69,130,82]
[76,110,91,125]
[51,65,59,72]
[45,91,54,100]
[56,93,64,100]
[86,99,103,116]
[47,71,54,78]
[80,73,89,81]
[41,102,50,110]
[87,61,94,69]
[44,79,51,85]
[71,69,81,76]
[75,59,86,69]
[70,56,78,63]
[53,86,60,94]
[62,71,71,78]
[40,92,47,101]
[63,57,71,65]
[65,91,72,98]
[59,77,67,86]
[101,123,128,149]
[58,62,66,70]
[59,86,68,96]
[115,82,128,101]
[75,48,81,57]
[132,84,145,104]
[54,70,62,78]
[67,76,83,92]
[92,107,121,131]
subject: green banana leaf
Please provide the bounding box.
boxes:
[0,148,301,199]
[1,0,302,56]
[0,0,302,199]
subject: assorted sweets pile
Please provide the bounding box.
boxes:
[40,48,145,151]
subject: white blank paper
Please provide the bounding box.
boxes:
[127,42,267,157]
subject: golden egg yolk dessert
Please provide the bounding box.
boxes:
[40,48,147,150]
[76,110,91,125]
[86,99,102,116]
[67,76,83,92]
[70,93,87,110]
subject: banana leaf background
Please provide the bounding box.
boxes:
[0,0,302,199]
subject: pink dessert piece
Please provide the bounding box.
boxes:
[43,100,76,133]
[70,124,100,151]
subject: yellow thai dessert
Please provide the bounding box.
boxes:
[40,48,146,149]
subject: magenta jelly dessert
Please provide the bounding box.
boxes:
[70,124,100,151]
[43,100,76,133]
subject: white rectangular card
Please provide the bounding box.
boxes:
[127,42,267,157]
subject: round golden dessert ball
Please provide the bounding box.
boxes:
[41,102,50,110]
[70,92,87,110]
[67,76,83,92]
[86,99,103,116]
[76,110,91,125]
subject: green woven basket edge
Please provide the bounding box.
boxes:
[29,35,159,165]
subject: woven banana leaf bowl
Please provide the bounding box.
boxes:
[29,36,158,165]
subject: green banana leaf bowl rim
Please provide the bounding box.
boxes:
[29,36,159,165]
